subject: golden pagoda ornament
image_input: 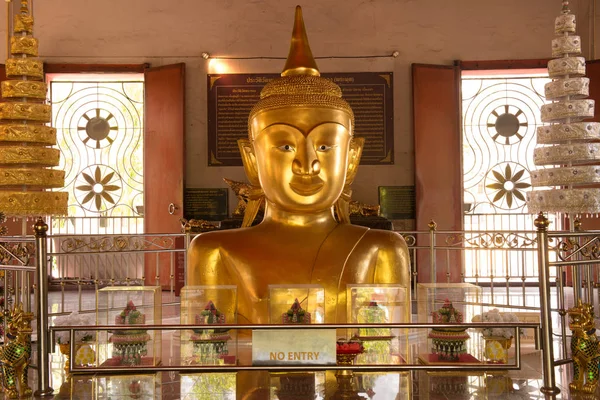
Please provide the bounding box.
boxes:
[0,0,68,217]
[527,1,600,216]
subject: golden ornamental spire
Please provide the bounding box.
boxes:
[281,5,320,77]
[0,0,68,217]
[19,0,29,14]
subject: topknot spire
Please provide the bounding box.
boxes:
[20,0,29,15]
[281,6,320,77]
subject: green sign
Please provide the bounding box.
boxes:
[378,186,415,219]
[184,188,228,221]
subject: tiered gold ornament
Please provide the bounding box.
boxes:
[527,1,600,216]
[0,0,67,217]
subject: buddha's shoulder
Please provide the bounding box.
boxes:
[354,227,409,253]
[189,227,255,251]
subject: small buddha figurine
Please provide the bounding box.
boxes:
[187,6,410,326]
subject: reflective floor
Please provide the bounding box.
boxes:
[7,290,589,399]
[41,364,594,399]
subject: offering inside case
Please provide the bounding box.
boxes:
[96,286,161,367]
[416,283,483,365]
[180,285,237,365]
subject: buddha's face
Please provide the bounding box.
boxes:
[250,107,352,213]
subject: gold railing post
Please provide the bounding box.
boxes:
[33,218,53,396]
[184,232,191,287]
[535,213,560,395]
[574,218,594,304]
[571,217,583,304]
[428,220,437,283]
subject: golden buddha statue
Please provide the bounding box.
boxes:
[187,6,410,325]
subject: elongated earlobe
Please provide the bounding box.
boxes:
[238,139,265,227]
[345,137,364,187]
[238,139,260,187]
[334,137,364,223]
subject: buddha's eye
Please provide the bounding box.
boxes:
[277,144,295,152]
[317,144,332,152]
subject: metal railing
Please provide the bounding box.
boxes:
[535,216,600,395]
[50,216,144,236]
[50,322,534,374]
[46,232,188,316]
[399,225,555,312]
[2,216,588,395]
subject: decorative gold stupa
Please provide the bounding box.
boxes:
[0,0,67,217]
[527,1,600,216]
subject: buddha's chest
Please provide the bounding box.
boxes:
[221,241,353,324]
[228,246,319,291]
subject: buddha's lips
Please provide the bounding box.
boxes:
[289,175,324,196]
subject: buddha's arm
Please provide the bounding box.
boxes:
[370,231,412,322]
[372,231,411,288]
[186,234,232,287]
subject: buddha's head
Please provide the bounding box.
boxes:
[240,6,363,219]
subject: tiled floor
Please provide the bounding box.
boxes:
[9,290,590,399]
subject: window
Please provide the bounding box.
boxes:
[49,75,144,235]
[461,69,557,283]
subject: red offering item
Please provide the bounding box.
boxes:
[336,339,364,354]
[219,354,237,365]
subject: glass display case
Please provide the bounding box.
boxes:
[93,373,160,399]
[416,283,482,365]
[346,284,409,364]
[180,373,236,399]
[417,370,483,400]
[270,372,326,400]
[354,372,411,400]
[180,285,237,365]
[96,286,161,367]
[268,284,325,324]
[54,375,94,399]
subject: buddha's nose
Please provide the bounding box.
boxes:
[292,139,321,176]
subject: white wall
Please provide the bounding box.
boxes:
[9,0,598,207]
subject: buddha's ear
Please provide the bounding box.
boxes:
[238,138,265,227]
[238,138,261,187]
[345,137,364,186]
[335,137,364,224]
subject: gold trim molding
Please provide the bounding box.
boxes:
[0,146,60,166]
[6,59,43,80]
[1,80,47,99]
[0,168,65,188]
[0,125,56,145]
[13,14,33,34]
[0,103,51,122]
[0,191,68,217]
[10,36,38,56]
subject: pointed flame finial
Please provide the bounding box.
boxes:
[281,6,320,77]
[20,0,29,15]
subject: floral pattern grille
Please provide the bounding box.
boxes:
[485,162,531,210]
[462,73,554,285]
[50,81,144,220]
[462,75,550,215]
